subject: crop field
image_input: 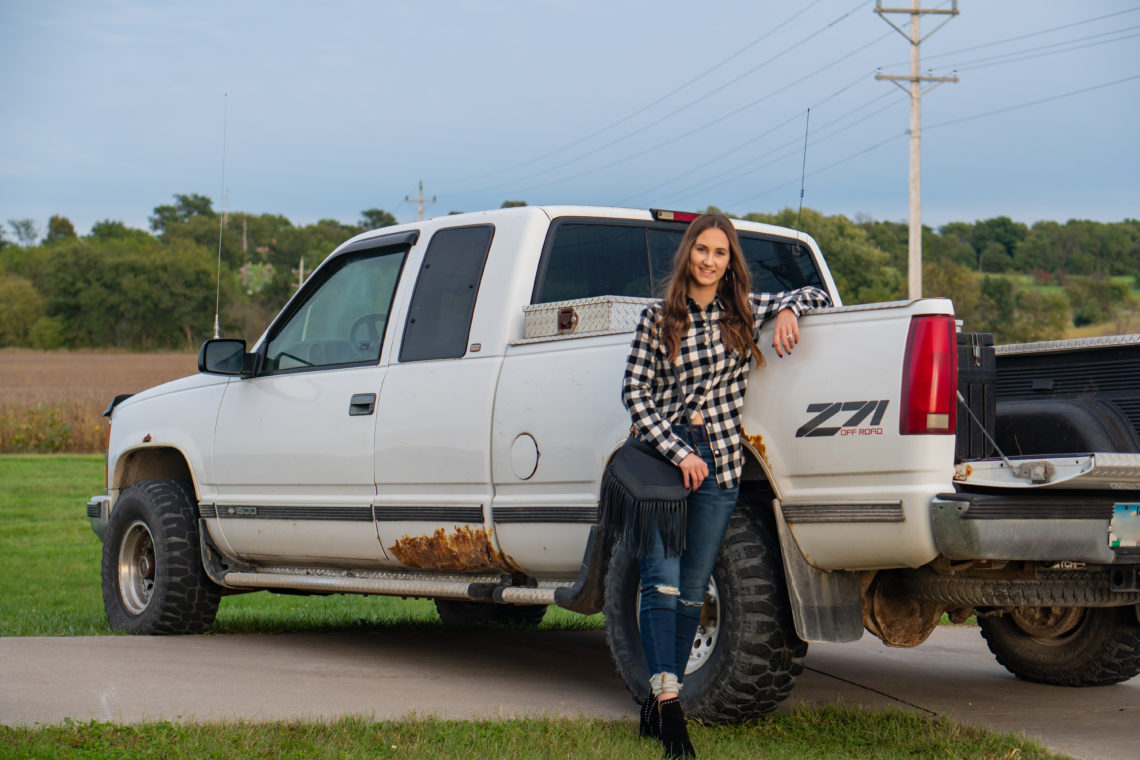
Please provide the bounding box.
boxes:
[0,350,196,453]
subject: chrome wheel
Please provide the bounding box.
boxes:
[117,519,156,615]
[687,578,720,675]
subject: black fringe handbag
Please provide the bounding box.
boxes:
[599,367,691,558]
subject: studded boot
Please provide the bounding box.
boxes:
[639,693,660,738]
[657,696,696,759]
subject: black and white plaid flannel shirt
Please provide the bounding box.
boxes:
[621,287,830,489]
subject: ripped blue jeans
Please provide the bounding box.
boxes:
[638,424,739,693]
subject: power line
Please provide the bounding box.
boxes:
[494,27,895,199]
[668,89,905,205]
[452,0,873,197]
[727,132,906,209]
[458,0,831,183]
[879,6,1140,69]
[724,73,1140,210]
[951,28,1140,73]
[926,74,1140,130]
[619,70,872,203]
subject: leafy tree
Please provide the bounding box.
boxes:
[89,219,152,242]
[7,218,39,246]
[971,216,1027,259]
[41,236,216,349]
[149,193,215,235]
[359,209,398,230]
[0,275,45,346]
[501,200,527,208]
[978,241,1013,273]
[1064,275,1132,327]
[1005,289,1069,343]
[923,259,980,329]
[45,215,77,243]
[746,207,902,304]
[30,316,65,350]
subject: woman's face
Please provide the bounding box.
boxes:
[688,226,731,291]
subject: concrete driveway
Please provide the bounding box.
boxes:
[1,625,1135,760]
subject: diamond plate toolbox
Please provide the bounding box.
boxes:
[523,296,655,340]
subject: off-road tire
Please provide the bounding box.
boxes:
[603,502,806,723]
[102,478,220,634]
[434,599,547,628]
[979,605,1140,686]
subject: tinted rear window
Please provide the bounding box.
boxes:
[533,220,824,303]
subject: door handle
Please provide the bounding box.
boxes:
[349,393,377,416]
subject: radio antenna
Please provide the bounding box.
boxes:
[212,93,228,339]
[796,107,810,229]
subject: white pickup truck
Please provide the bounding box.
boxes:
[88,205,1140,722]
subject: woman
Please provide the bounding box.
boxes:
[620,213,829,759]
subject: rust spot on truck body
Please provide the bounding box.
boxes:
[389,526,510,572]
[742,431,767,464]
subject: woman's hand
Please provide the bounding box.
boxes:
[771,307,800,357]
[679,453,708,491]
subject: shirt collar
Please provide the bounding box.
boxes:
[686,293,725,315]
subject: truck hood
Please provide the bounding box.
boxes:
[112,372,231,417]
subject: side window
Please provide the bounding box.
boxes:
[264,247,406,373]
[739,236,824,293]
[535,223,652,303]
[399,225,494,362]
[647,228,684,296]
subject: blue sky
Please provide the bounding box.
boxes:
[1,0,1138,236]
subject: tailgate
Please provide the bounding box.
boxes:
[742,298,956,570]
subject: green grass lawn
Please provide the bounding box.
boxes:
[0,454,600,636]
[0,708,1073,760]
[1,455,1072,759]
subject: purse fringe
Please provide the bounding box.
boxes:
[599,462,688,558]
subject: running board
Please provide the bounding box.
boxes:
[222,567,506,601]
[219,565,565,605]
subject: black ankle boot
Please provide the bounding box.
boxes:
[639,693,659,738]
[657,697,696,759]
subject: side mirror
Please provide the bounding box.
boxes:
[198,339,252,377]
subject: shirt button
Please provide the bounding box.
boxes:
[714,450,720,455]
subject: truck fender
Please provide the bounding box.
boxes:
[113,445,195,495]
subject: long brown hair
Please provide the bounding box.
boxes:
[658,213,763,366]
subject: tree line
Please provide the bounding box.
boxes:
[1,196,1138,350]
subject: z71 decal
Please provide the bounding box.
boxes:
[795,400,889,438]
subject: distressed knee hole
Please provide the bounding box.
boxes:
[679,598,704,608]
[655,585,680,596]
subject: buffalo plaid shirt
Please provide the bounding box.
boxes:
[621,287,831,490]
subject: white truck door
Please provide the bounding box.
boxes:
[209,240,409,564]
[372,225,505,573]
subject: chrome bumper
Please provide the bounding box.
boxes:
[931,492,1139,565]
[87,495,110,542]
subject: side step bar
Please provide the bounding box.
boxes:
[223,568,506,601]
[222,567,565,604]
[199,520,569,606]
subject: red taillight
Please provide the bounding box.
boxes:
[900,315,958,435]
[651,208,702,223]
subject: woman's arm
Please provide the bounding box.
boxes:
[621,307,695,467]
[751,287,830,356]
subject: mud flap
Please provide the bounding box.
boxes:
[773,502,863,643]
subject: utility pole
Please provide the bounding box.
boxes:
[404,180,436,221]
[875,0,958,300]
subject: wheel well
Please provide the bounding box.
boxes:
[114,447,195,497]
